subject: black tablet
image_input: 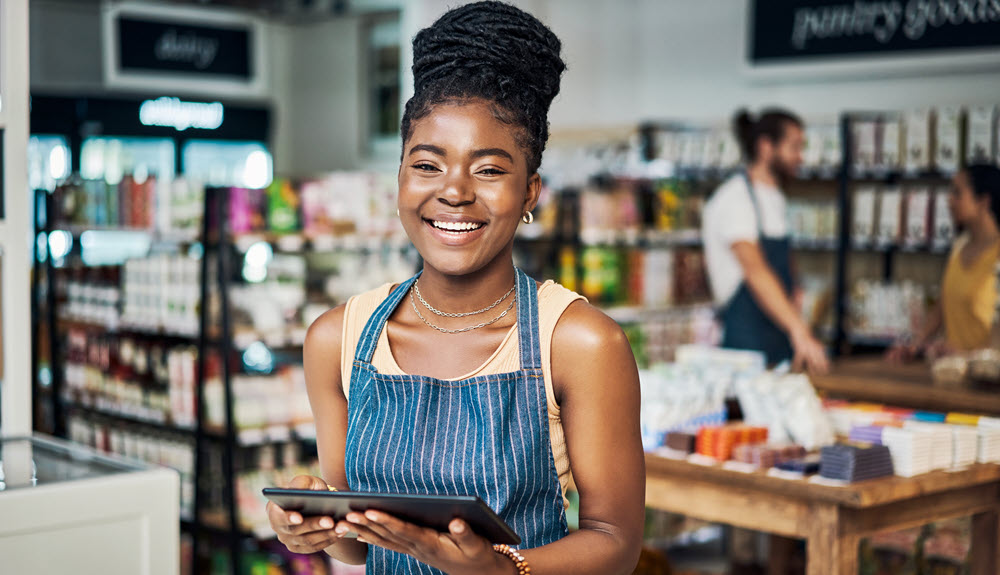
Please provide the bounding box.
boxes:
[262,488,521,545]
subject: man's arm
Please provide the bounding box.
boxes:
[731,241,829,373]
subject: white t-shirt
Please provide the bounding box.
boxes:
[701,174,788,305]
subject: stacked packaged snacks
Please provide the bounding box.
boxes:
[202,367,314,444]
[52,177,205,237]
[62,329,213,430]
[730,443,807,470]
[121,254,202,335]
[848,280,928,342]
[695,424,768,461]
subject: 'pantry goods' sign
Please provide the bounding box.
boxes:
[751,0,1000,63]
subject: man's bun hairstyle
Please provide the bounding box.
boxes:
[402,1,566,174]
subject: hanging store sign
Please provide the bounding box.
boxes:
[116,16,252,79]
[103,5,266,98]
[750,0,1000,64]
[139,97,224,131]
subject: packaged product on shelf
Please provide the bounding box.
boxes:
[879,118,902,170]
[820,125,843,174]
[935,106,962,174]
[903,186,931,248]
[719,132,742,169]
[672,249,710,305]
[803,126,825,171]
[852,120,878,173]
[876,186,903,247]
[266,178,300,233]
[849,280,927,341]
[699,131,723,170]
[966,106,996,165]
[904,108,932,174]
[932,187,955,250]
[852,186,878,246]
[640,248,673,308]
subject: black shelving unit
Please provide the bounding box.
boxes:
[832,111,959,355]
[31,185,323,575]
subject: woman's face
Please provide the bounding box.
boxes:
[948,171,984,226]
[398,100,540,277]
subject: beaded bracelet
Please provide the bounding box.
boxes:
[492,544,530,574]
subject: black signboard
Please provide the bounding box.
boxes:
[750,0,1000,64]
[117,16,253,79]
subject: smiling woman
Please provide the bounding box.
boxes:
[266,3,645,575]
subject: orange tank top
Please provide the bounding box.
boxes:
[340,280,585,507]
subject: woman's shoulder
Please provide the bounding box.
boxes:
[547,288,628,353]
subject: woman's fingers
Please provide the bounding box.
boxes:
[447,519,486,558]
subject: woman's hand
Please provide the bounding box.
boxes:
[342,511,513,575]
[267,475,348,555]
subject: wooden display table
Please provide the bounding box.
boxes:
[645,454,1000,575]
[812,358,1000,416]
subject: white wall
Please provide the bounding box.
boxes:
[406,0,1000,131]
[279,17,366,176]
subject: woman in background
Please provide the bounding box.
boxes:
[889,164,1000,360]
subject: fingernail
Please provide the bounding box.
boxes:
[357,537,367,544]
[290,515,302,525]
[365,511,379,521]
[335,526,348,535]
[452,521,465,533]
[347,513,362,523]
[320,517,334,529]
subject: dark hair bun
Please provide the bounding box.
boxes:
[402,1,566,173]
[412,1,565,110]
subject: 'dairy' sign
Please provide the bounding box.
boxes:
[116,16,253,79]
[750,0,1000,63]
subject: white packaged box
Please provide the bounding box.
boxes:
[967,106,996,165]
[877,187,903,247]
[853,120,878,173]
[935,106,962,174]
[880,119,902,170]
[903,187,930,247]
[853,186,877,246]
[932,187,955,250]
[905,109,932,174]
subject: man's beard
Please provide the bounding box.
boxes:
[769,157,797,188]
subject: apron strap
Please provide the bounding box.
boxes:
[354,271,421,364]
[515,268,542,371]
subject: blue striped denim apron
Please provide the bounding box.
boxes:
[345,268,569,574]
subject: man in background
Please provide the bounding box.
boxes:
[702,108,828,374]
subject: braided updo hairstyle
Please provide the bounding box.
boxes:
[401,1,566,175]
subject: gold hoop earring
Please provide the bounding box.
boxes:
[521,211,534,224]
[396,209,400,217]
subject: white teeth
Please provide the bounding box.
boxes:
[432,220,483,232]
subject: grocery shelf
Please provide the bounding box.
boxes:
[66,402,316,447]
[230,231,413,254]
[65,403,199,438]
[601,302,714,324]
[57,316,218,345]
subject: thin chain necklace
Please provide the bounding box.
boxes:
[410,288,516,334]
[413,280,516,318]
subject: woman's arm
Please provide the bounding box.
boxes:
[516,300,645,574]
[298,305,368,564]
